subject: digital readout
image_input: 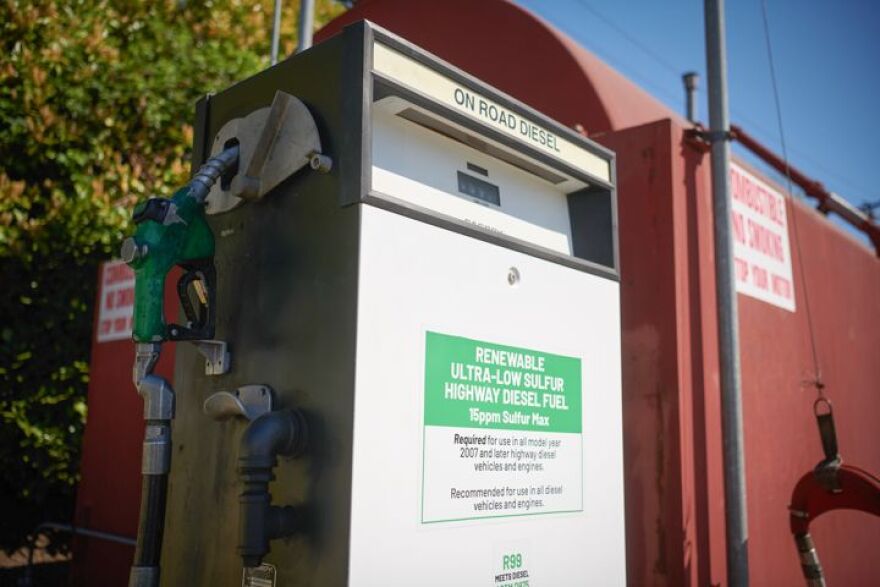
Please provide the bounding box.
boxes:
[457,171,500,206]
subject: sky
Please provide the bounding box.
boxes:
[516,0,880,228]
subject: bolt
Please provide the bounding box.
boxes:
[507,267,520,286]
[120,237,147,264]
[309,153,333,174]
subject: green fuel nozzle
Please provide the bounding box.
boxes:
[123,145,240,343]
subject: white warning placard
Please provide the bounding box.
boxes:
[96,259,135,343]
[730,163,796,312]
[421,331,583,524]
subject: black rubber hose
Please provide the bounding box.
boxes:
[133,474,169,567]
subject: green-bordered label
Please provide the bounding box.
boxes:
[424,332,582,433]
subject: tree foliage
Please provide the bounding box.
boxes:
[0,0,345,552]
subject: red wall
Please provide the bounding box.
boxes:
[599,118,880,586]
[599,120,727,586]
[738,196,880,586]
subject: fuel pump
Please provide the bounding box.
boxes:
[149,22,626,586]
[123,91,327,587]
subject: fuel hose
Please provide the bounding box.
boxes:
[128,145,240,587]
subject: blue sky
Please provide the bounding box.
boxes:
[517,0,880,219]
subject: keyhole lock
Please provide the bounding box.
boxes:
[507,267,520,286]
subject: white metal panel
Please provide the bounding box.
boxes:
[373,42,611,183]
[349,205,625,586]
[372,103,576,255]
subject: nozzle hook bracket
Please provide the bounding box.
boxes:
[194,339,230,376]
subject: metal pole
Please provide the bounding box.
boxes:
[682,72,699,123]
[703,1,749,585]
[37,522,137,546]
[297,0,315,53]
[270,0,282,65]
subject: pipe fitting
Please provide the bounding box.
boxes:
[133,343,161,388]
[795,533,826,587]
[129,565,160,587]
[238,409,307,568]
[137,375,175,476]
[138,374,175,422]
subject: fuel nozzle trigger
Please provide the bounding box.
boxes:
[168,259,216,341]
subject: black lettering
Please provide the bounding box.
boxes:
[454,88,465,106]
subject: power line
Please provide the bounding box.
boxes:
[570,0,682,77]
[761,0,823,392]
[543,0,876,201]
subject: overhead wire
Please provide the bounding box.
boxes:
[759,0,824,396]
[552,0,875,202]
[559,0,829,390]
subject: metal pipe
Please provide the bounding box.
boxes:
[730,124,880,254]
[32,522,136,546]
[238,409,307,568]
[271,0,282,65]
[297,0,315,53]
[23,523,136,587]
[683,71,699,123]
[704,1,750,585]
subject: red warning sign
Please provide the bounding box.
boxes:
[96,260,135,343]
[730,163,796,312]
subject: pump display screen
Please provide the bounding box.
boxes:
[457,172,500,206]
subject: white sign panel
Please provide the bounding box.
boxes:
[421,331,583,524]
[349,206,626,586]
[372,42,611,183]
[730,163,796,312]
[96,259,135,342]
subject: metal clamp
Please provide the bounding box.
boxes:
[194,340,230,376]
[813,398,842,493]
[204,385,273,422]
[133,343,161,387]
[137,375,175,476]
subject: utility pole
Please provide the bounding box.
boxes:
[704,0,750,585]
[297,0,315,53]
[271,0,283,65]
